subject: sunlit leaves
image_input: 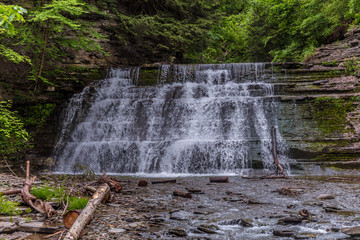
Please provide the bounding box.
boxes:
[0,4,27,35]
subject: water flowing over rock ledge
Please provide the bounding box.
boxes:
[44,62,360,175]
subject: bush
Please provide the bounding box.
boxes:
[0,195,21,215]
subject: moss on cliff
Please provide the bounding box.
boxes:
[311,96,359,135]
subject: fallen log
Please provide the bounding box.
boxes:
[209,177,229,183]
[98,173,122,192]
[64,183,110,240]
[151,179,177,184]
[173,190,192,199]
[84,185,110,203]
[271,126,286,177]
[63,210,83,229]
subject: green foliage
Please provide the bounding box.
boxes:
[0,195,21,215]
[20,103,56,132]
[0,101,30,160]
[322,60,339,67]
[344,57,360,76]
[30,184,65,201]
[199,0,360,63]
[312,97,357,134]
[67,197,88,211]
[0,4,27,35]
[0,4,29,63]
[30,183,88,211]
[18,0,107,86]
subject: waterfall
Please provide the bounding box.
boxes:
[53,63,291,175]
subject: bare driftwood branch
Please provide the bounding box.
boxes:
[151,179,177,184]
[64,183,110,240]
[98,173,122,192]
[1,161,57,217]
[21,161,57,217]
[271,126,286,177]
[0,189,22,195]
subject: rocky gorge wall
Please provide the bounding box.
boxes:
[2,1,360,173]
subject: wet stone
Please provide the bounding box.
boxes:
[169,228,188,237]
[197,224,219,234]
[278,216,303,225]
[273,228,295,237]
[323,204,342,213]
[0,222,17,233]
[219,218,253,227]
[316,194,335,200]
[109,228,126,234]
[170,210,193,221]
[18,222,58,234]
[341,226,360,237]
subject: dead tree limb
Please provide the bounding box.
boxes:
[64,183,110,240]
[271,126,286,177]
[21,161,57,217]
[151,179,177,184]
[0,189,22,195]
[1,161,57,217]
[98,173,122,192]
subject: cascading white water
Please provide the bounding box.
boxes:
[53,63,290,175]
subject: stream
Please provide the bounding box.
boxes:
[78,175,360,239]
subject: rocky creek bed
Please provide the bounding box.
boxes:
[1,173,360,239]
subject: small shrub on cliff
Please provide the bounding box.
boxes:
[344,58,360,76]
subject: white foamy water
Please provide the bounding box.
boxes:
[53,63,291,175]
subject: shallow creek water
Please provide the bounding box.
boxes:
[77,175,360,239]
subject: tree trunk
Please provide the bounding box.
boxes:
[63,210,83,229]
[64,184,110,240]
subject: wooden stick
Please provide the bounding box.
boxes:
[0,189,22,195]
[63,184,110,240]
[151,179,177,184]
[271,126,286,177]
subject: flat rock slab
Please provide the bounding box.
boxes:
[18,222,59,234]
[278,216,302,225]
[273,228,295,237]
[341,226,360,237]
[0,231,32,240]
[316,194,335,200]
[109,228,126,234]
[0,222,17,233]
